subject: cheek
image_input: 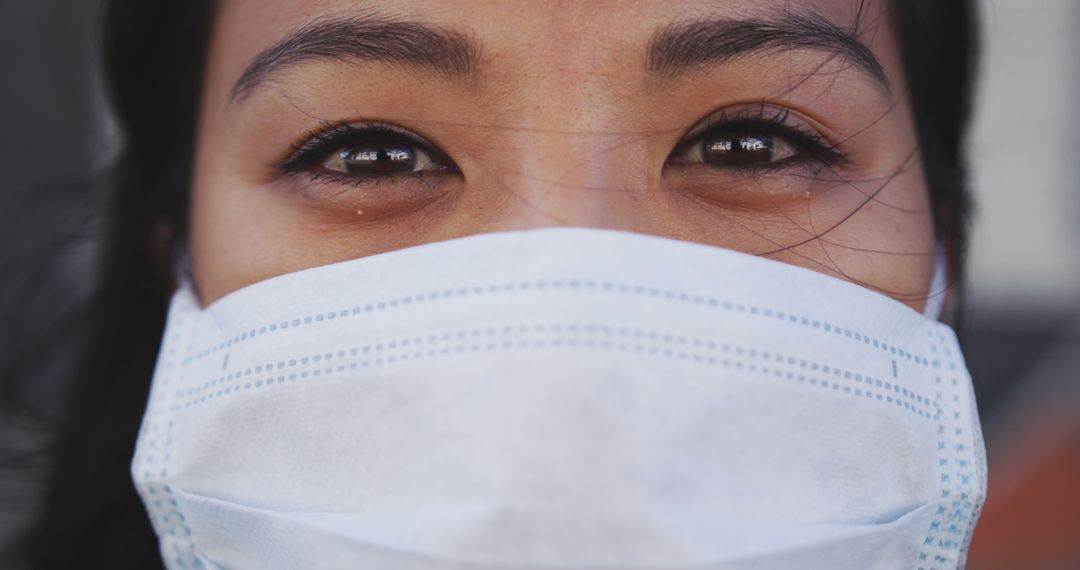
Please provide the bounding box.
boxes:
[189,157,463,306]
[190,167,289,305]
[189,130,331,305]
[189,159,937,311]
[761,163,938,311]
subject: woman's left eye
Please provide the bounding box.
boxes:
[668,108,844,172]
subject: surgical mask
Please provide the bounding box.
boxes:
[132,228,986,569]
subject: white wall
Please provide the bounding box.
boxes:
[967,0,1080,310]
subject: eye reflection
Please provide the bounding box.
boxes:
[697,132,797,168]
[322,142,430,176]
[279,122,456,183]
[668,106,845,173]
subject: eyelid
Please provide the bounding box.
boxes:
[679,104,817,140]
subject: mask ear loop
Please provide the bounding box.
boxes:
[170,239,201,302]
[922,244,948,321]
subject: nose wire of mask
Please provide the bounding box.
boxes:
[132,228,986,570]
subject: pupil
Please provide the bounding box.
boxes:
[343,143,415,175]
[703,133,774,167]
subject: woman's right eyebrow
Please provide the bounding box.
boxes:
[228,11,480,105]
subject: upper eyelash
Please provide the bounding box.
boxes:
[276,121,447,175]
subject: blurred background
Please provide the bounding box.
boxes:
[0,1,1077,568]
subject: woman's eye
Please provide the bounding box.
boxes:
[320,140,440,176]
[675,130,800,169]
[278,123,457,183]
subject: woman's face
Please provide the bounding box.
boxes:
[190,0,937,310]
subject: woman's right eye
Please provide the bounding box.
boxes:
[279,122,456,183]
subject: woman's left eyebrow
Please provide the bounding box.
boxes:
[229,11,479,104]
[647,10,891,95]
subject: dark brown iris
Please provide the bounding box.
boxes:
[702,133,774,167]
[341,143,415,175]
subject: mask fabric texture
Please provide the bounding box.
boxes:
[132,228,986,570]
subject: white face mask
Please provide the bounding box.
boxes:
[132,228,985,570]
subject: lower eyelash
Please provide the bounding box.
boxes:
[289,168,434,188]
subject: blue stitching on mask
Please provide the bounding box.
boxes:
[915,325,982,570]
[134,314,202,568]
[172,322,937,420]
[181,279,932,370]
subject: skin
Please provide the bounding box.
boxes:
[190,0,939,311]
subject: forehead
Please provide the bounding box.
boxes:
[214,0,880,36]
[208,0,896,97]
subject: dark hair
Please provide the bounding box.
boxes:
[891,1,978,321]
[5,1,976,567]
[7,2,217,568]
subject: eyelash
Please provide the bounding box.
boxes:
[275,108,847,185]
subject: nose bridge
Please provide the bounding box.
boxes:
[469,7,659,231]
[492,125,653,230]
[484,55,658,230]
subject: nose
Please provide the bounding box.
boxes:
[448,8,669,235]
[463,124,666,235]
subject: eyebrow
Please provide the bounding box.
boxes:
[647,11,890,93]
[230,12,479,103]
